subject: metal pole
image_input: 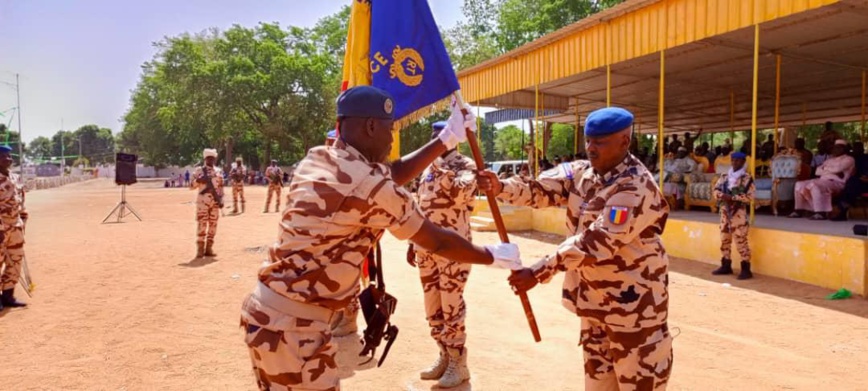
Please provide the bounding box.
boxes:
[774,55,781,150]
[749,24,759,223]
[607,64,612,107]
[658,50,665,191]
[15,74,22,166]
[862,70,866,142]
[730,91,735,143]
[574,106,580,154]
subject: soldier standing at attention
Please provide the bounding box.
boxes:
[190,148,224,258]
[406,120,478,388]
[0,145,28,310]
[480,107,673,391]
[239,86,522,391]
[230,157,247,214]
[263,160,284,213]
[711,152,755,279]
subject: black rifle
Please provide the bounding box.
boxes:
[358,243,399,367]
[200,165,224,208]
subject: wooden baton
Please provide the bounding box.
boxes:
[455,93,541,342]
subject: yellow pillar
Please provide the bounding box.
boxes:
[389,128,400,161]
[729,91,735,143]
[607,64,612,107]
[658,50,665,191]
[774,55,781,152]
[574,107,580,154]
[534,79,539,176]
[862,70,866,142]
[749,24,760,223]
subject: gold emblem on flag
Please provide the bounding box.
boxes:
[389,46,424,87]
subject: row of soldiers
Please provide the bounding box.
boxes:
[227,85,673,391]
[188,152,287,258]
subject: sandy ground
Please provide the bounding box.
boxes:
[1,178,867,391]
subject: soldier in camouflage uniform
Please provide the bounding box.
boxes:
[711,152,755,280]
[481,107,673,391]
[239,86,522,391]
[0,145,28,310]
[264,160,284,213]
[230,157,247,214]
[406,121,477,388]
[191,149,224,258]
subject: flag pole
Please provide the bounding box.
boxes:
[454,91,541,342]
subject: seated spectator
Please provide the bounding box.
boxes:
[820,121,843,145]
[791,137,813,180]
[761,134,776,158]
[811,139,831,175]
[832,143,868,221]
[790,139,855,220]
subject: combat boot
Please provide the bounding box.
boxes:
[438,348,470,388]
[232,202,238,214]
[711,258,733,275]
[738,261,753,280]
[204,242,217,257]
[331,306,359,337]
[263,206,269,213]
[196,243,205,258]
[1,288,27,308]
[420,343,449,380]
[241,202,245,213]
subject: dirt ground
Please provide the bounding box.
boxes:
[1,178,867,391]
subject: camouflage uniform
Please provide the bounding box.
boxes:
[499,157,673,391]
[230,164,247,213]
[264,166,284,212]
[712,171,756,277]
[414,150,477,385]
[0,171,26,292]
[191,165,224,256]
[240,144,427,390]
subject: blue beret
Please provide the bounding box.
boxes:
[731,152,747,159]
[432,121,447,130]
[336,86,394,120]
[326,129,336,138]
[0,145,12,153]
[584,107,634,137]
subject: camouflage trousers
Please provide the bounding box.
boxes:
[0,226,25,291]
[581,318,673,391]
[266,184,282,210]
[416,251,471,350]
[241,293,339,391]
[196,200,220,245]
[720,205,750,262]
[233,183,246,209]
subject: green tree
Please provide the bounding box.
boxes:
[546,123,576,159]
[493,125,526,160]
[27,136,53,161]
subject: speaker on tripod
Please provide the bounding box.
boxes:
[116,152,138,185]
[103,153,142,223]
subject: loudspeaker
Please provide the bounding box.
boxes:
[116,153,138,185]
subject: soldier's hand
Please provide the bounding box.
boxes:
[20,210,28,221]
[406,245,416,267]
[483,243,522,270]
[438,100,476,149]
[477,170,503,195]
[508,268,538,294]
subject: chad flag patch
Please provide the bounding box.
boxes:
[608,206,630,225]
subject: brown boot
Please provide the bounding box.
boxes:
[204,242,217,257]
[196,243,205,258]
[241,202,245,213]
[420,343,449,380]
[438,347,470,388]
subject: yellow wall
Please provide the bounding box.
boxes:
[472,200,867,296]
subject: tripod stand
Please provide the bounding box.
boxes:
[102,184,142,223]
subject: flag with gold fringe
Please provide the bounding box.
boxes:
[341,0,460,129]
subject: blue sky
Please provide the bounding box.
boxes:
[0,0,465,142]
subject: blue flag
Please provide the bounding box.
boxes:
[369,0,460,125]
